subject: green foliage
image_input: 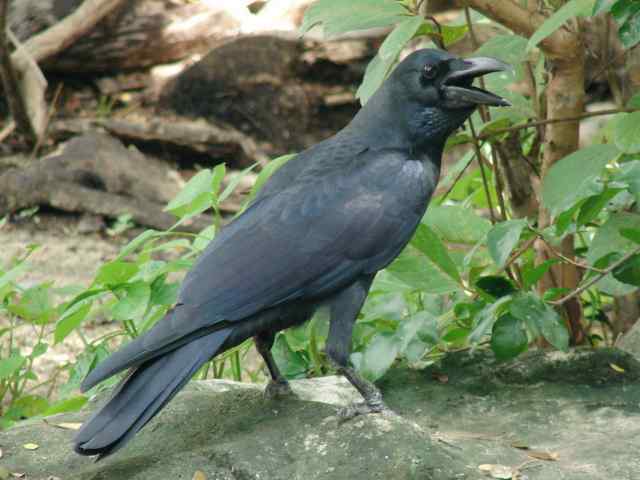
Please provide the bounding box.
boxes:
[594,0,640,48]
[527,0,593,51]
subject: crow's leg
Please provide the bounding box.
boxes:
[326,275,387,419]
[255,331,293,399]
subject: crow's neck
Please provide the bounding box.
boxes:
[347,86,474,166]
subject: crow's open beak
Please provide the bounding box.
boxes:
[441,57,511,108]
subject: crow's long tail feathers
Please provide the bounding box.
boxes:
[73,327,232,460]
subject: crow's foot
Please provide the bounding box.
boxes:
[264,379,294,400]
[337,400,390,423]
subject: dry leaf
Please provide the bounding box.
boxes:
[510,441,529,450]
[10,473,25,479]
[53,422,83,431]
[527,450,559,461]
[478,463,513,479]
[192,470,207,480]
[610,363,625,373]
[0,447,3,458]
[22,443,39,451]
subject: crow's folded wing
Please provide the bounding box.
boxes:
[140,148,429,355]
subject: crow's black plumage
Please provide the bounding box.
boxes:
[74,49,509,459]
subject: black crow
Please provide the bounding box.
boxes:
[74,49,509,459]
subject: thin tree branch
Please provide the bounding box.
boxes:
[0,0,36,142]
[477,107,640,141]
[468,117,497,224]
[11,0,127,69]
[551,246,640,306]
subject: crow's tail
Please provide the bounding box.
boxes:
[73,327,232,459]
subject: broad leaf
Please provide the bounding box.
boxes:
[0,355,25,380]
[165,169,214,218]
[542,144,620,217]
[386,247,461,294]
[474,34,529,64]
[300,0,407,37]
[55,302,91,344]
[112,282,151,321]
[509,293,569,351]
[411,224,461,283]
[613,254,640,286]
[615,111,640,153]
[423,205,491,244]
[587,212,640,295]
[491,314,528,360]
[357,16,423,104]
[359,333,401,381]
[94,261,139,286]
[527,0,593,51]
[486,219,528,268]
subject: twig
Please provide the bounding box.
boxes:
[0,0,36,142]
[438,153,475,204]
[467,117,497,223]
[551,245,640,306]
[477,107,640,141]
[11,0,128,69]
[538,235,606,274]
[31,83,64,159]
[0,119,16,142]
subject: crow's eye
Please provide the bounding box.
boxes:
[422,64,439,80]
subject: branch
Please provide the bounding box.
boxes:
[0,0,36,142]
[478,107,640,141]
[551,246,640,306]
[11,0,127,68]
[458,0,545,39]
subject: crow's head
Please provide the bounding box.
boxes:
[390,48,511,110]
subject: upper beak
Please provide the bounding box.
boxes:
[442,57,511,108]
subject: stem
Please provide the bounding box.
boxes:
[551,246,640,306]
[467,117,497,223]
[478,108,639,141]
[0,0,36,142]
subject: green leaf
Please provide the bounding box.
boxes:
[620,228,640,244]
[94,261,139,286]
[587,212,640,295]
[542,144,620,217]
[411,224,461,283]
[42,396,88,416]
[475,276,517,299]
[613,0,640,48]
[522,259,559,289]
[527,0,594,51]
[164,169,214,218]
[386,247,462,294]
[55,302,91,344]
[423,205,491,244]
[112,282,151,321]
[357,16,423,104]
[150,280,179,306]
[593,0,614,15]
[474,34,529,64]
[359,333,401,381]
[615,111,640,153]
[246,154,295,205]
[0,355,24,380]
[613,254,640,286]
[396,311,438,352]
[509,293,569,351]
[272,334,308,379]
[116,229,160,260]
[8,284,55,324]
[576,188,623,225]
[491,314,528,360]
[300,0,407,37]
[469,296,512,344]
[218,164,257,205]
[487,219,528,268]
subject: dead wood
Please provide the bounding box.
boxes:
[50,116,270,168]
[0,132,212,232]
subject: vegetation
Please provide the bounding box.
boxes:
[1,0,640,428]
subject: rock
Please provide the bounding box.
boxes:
[2,349,640,479]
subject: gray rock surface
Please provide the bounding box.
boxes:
[1,348,639,480]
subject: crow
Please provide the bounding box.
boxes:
[74,49,509,459]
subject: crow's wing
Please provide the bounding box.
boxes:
[104,148,431,371]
